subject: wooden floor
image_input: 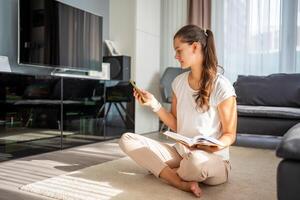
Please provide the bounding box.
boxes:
[0,132,134,200]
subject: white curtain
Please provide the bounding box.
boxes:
[212,0,300,82]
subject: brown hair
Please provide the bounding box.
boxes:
[174,25,221,111]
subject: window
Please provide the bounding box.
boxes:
[212,0,300,82]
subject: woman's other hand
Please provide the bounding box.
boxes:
[193,144,220,153]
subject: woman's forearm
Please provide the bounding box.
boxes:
[219,132,236,147]
[156,107,177,132]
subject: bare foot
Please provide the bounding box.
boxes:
[189,182,202,197]
[159,166,202,197]
[172,169,202,197]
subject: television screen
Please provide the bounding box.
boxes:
[18,0,103,72]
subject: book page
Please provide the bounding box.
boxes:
[163,131,193,146]
[193,135,225,147]
[163,131,225,147]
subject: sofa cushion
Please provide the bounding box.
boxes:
[234,73,300,107]
[238,105,300,119]
[276,123,300,160]
[237,116,299,136]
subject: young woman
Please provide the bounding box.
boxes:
[119,25,237,197]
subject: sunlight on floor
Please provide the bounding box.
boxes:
[0,159,79,187]
[118,171,137,176]
[21,175,123,200]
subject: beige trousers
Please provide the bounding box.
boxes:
[119,132,231,185]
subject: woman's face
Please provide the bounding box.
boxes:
[173,37,204,69]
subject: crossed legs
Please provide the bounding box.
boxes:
[118,132,229,197]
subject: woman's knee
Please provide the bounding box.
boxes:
[177,152,209,181]
[178,153,229,184]
[202,175,227,186]
[118,132,135,152]
[119,132,135,142]
[203,160,229,185]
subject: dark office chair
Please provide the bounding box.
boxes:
[96,81,134,134]
[159,67,189,132]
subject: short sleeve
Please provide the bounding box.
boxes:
[171,74,181,96]
[213,75,236,106]
[171,79,176,94]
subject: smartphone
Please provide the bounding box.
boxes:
[129,80,146,102]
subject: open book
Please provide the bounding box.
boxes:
[163,131,225,147]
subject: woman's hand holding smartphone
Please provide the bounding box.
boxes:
[130,80,147,104]
[130,80,161,112]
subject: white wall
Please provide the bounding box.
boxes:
[160,0,188,74]
[109,0,136,79]
[110,0,161,134]
[135,0,161,134]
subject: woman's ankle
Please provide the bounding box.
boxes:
[179,180,193,192]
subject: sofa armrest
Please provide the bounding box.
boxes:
[276,123,300,160]
[277,160,300,200]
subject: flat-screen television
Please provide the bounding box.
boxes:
[18,0,103,72]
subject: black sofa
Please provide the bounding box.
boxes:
[276,123,300,200]
[233,73,300,149]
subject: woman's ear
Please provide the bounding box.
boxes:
[192,42,201,53]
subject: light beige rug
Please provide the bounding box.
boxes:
[20,146,280,200]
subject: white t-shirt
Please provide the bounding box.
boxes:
[171,71,236,160]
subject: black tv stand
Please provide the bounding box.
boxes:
[51,68,105,80]
[51,68,89,76]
